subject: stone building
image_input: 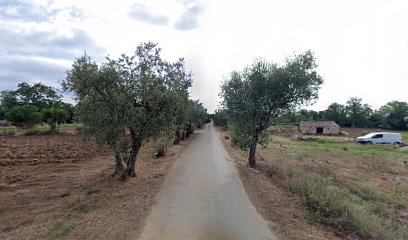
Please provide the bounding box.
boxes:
[299,121,340,135]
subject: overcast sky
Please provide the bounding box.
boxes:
[1,0,407,113]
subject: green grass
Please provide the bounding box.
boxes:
[262,135,408,239]
[340,178,405,208]
[47,222,75,240]
[58,123,83,129]
[400,131,408,141]
[265,161,405,239]
[0,123,83,135]
[0,126,17,131]
[272,138,408,159]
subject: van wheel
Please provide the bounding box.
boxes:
[367,141,373,145]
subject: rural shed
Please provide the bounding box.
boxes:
[299,121,340,135]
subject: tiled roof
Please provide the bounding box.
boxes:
[299,121,339,127]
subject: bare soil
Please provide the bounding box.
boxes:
[0,132,197,239]
[218,128,350,240]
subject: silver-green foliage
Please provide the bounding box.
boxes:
[221,51,323,166]
[63,42,192,179]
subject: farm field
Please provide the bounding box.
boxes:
[220,127,408,240]
[0,124,83,136]
[0,129,197,239]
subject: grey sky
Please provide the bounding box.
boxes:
[129,3,169,25]
[174,4,204,31]
[0,0,407,113]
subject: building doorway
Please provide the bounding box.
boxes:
[316,127,323,134]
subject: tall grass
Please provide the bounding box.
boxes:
[265,160,407,239]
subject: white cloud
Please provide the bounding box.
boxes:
[1,0,407,113]
[174,4,204,31]
[128,3,169,25]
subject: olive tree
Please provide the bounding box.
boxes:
[221,51,323,167]
[63,42,191,179]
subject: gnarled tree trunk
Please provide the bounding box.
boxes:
[248,142,257,167]
[123,130,142,180]
[248,133,259,168]
[112,144,124,175]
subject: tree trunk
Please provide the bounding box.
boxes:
[174,128,180,144]
[123,131,142,180]
[248,142,257,167]
[180,129,185,140]
[112,145,123,175]
[186,124,192,138]
[248,133,259,168]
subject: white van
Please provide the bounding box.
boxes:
[355,132,403,145]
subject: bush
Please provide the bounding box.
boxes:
[5,105,42,129]
[42,107,68,132]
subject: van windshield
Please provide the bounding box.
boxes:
[363,133,376,138]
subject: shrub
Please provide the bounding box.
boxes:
[42,107,68,132]
[5,105,42,129]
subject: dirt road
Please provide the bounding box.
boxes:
[138,124,276,240]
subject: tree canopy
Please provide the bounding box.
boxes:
[63,42,205,179]
[14,82,62,109]
[5,105,42,129]
[221,51,323,167]
[0,82,71,128]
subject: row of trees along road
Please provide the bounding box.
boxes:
[63,42,209,180]
[219,51,323,167]
[0,82,74,131]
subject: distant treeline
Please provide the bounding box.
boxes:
[0,82,75,131]
[213,97,408,131]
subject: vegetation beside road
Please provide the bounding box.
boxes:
[220,127,408,239]
[1,42,210,180]
[0,129,200,239]
[0,123,83,135]
[63,42,209,179]
[215,49,408,239]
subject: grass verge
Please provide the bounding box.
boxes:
[263,139,408,239]
[222,127,408,240]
